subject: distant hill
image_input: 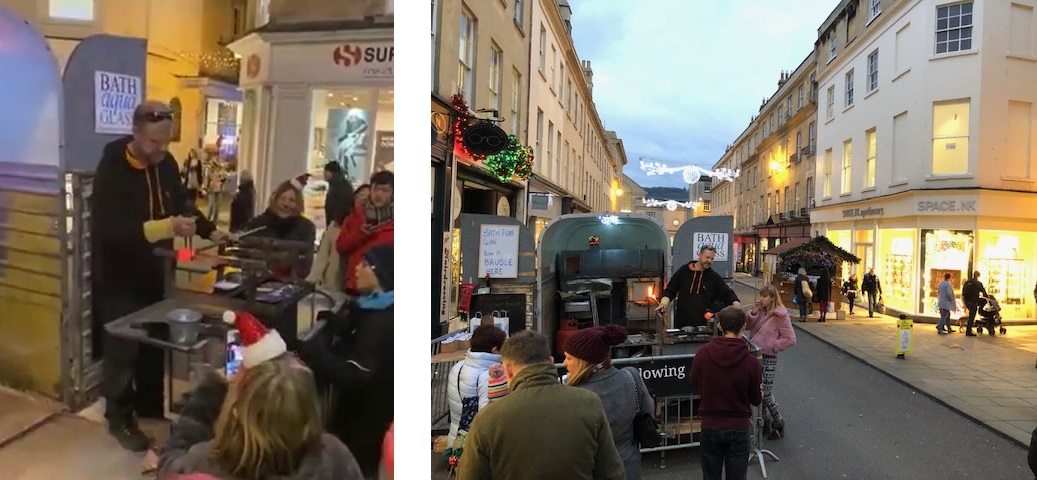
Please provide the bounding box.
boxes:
[643,187,689,201]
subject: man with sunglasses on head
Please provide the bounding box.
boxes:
[656,244,742,331]
[91,101,233,451]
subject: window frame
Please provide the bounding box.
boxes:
[826,86,835,120]
[870,0,882,20]
[48,0,95,21]
[511,69,522,135]
[845,69,855,107]
[488,43,502,113]
[865,128,877,188]
[842,139,853,194]
[867,50,879,92]
[823,149,833,197]
[935,1,974,55]
[931,99,971,175]
[458,10,476,106]
[538,26,546,72]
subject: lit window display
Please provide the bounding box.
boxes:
[828,230,851,252]
[202,99,243,160]
[878,228,915,313]
[853,229,875,282]
[920,229,973,315]
[978,231,1033,316]
[304,87,394,236]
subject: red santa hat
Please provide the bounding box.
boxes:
[288,173,310,190]
[223,310,287,368]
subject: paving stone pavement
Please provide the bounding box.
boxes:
[732,273,1037,447]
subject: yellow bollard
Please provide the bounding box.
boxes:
[895,313,912,359]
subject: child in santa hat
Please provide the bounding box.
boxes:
[158,310,364,480]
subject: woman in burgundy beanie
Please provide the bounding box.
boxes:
[563,325,653,480]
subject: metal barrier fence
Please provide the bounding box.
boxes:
[431,328,468,433]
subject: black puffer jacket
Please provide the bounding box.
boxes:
[300,300,394,477]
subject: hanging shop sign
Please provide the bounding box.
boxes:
[462,122,508,157]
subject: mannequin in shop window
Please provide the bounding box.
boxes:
[333,106,369,180]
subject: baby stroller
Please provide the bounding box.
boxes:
[957,296,1007,335]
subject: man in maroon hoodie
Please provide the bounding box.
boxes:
[689,306,763,480]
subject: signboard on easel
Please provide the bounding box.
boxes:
[478,224,519,278]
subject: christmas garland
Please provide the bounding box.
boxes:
[484,135,535,182]
[450,94,486,161]
[451,94,535,182]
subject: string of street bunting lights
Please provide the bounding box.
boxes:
[635,157,741,210]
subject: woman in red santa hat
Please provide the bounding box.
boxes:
[300,243,394,477]
[157,310,363,480]
[241,174,317,279]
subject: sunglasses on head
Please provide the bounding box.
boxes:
[141,111,173,122]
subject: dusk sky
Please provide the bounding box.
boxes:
[570,0,838,189]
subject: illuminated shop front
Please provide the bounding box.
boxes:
[229,23,393,237]
[811,189,1037,320]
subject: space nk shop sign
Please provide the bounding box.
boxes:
[693,232,729,262]
[94,71,142,135]
[478,224,519,279]
[332,42,394,81]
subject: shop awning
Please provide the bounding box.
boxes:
[762,237,810,256]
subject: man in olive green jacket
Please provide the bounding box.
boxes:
[457,331,625,480]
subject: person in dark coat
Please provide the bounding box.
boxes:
[656,245,741,329]
[228,169,255,232]
[242,175,317,279]
[322,161,354,228]
[816,269,832,322]
[91,101,230,452]
[299,244,394,477]
[842,273,859,315]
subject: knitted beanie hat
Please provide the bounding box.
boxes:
[563,325,628,364]
[363,244,394,291]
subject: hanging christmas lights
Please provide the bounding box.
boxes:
[450,94,486,161]
[639,159,741,183]
[642,198,699,211]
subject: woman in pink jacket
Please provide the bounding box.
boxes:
[745,284,797,440]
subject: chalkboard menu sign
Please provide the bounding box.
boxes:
[469,293,526,335]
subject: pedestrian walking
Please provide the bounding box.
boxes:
[564,325,654,480]
[962,271,988,337]
[204,154,227,222]
[792,268,812,322]
[861,267,883,317]
[816,269,832,323]
[745,285,797,440]
[446,325,507,449]
[656,245,742,329]
[937,273,956,334]
[180,149,204,200]
[456,331,625,480]
[690,306,763,480]
[842,273,859,315]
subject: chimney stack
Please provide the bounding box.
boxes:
[582,60,594,98]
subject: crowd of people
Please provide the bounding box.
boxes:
[89,101,394,479]
[438,243,797,480]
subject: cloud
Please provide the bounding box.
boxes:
[571,0,836,188]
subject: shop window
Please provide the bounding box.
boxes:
[879,228,915,312]
[932,99,970,175]
[203,99,243,158]
[920,229,973,315]
[979,231,1033,307]
[50,0,93,21]
[308,87,394,185]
